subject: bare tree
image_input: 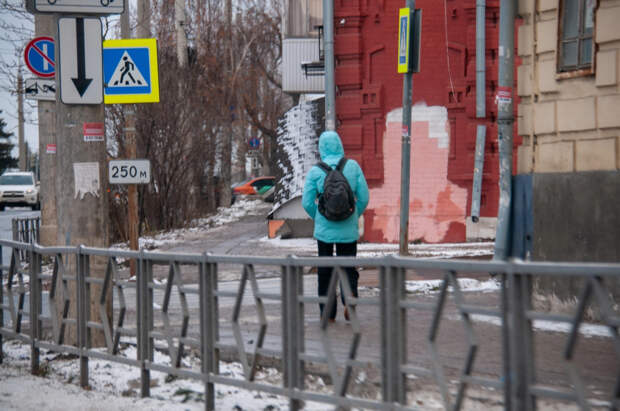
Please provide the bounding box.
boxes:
[107,0,290,239]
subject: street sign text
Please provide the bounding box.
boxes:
[109,160,151,184]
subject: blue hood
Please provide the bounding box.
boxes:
[318,131,344,164]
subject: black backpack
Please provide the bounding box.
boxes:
[316,158,355,221]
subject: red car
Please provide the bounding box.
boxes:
[232,176,275,195]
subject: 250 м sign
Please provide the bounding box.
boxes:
[109,159,150,184]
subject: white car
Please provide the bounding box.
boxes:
[0,171,40,211]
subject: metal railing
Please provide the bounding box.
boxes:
[0,239,618,410]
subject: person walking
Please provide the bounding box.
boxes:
[302,130,369,322]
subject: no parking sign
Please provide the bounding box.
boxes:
[24,36,55,78]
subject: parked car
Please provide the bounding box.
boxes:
[0,171,40,211]
[232,176,275,195]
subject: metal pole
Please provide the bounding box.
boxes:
[493,0,516,260]
[200,257,216,410]
[29,245,40,374]
[77,248,89,387]
[323,0,336,130]
[0,244,3,364]
[17,69,25,171]
[399,0,415,256]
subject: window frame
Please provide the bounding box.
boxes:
[556,0,597,77]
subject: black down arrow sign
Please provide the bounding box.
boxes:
[71,18,92,97]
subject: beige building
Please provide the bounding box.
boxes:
[514,0,620,277]
[517,0,620,173]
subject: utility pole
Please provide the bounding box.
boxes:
[17,69,25,171]
[54,14,110,346]
[493,0,515,260]
[36,14,58,246]
[121,1,138,276]
[121,0,151,276]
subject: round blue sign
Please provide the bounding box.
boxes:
[24,37,55,78]
[249,137,260,149]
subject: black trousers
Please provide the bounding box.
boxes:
[317,240,359,320]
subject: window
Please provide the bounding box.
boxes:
[558,0,596,72]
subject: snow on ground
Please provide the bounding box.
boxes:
[111,197,495,260]
[404,277,501,294]
[112,198,273,251]
[260,237,495,259]
[0,339,331,411]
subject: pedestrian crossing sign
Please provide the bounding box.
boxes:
[103,38,159,104]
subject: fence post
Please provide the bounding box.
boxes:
[509,270,535,410]
[0,243,3,364]
[137,252,152,397]
[501,274,511,410]
[382,262,407,404]
[200,255,218,411]
[282,258,303,410]
[35,217,40,244]
[29,244,41,374]
[76,246,89,387]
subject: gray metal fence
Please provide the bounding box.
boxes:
[0,239,618,410]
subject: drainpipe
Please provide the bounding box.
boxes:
[476,0,486,118]
[471,0,487,223]
[493,0,516,260]
[323,0,336,130]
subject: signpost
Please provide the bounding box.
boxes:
[103,38,160,104]
[24,78,56,100]
[109,160,151,184]
[24,36,55,78]
[58,17,103,104]
[30,0,124,14]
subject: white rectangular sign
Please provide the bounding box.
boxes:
[58,17,103,105]
[25,78,56,101]
[109,160,151,184]
[33,0,124,15]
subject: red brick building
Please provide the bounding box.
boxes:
[282,0,519,243]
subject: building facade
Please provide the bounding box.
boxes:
[282,0,515,243]
[515,0,620,264]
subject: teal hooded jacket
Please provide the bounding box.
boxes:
[302,131,369,243]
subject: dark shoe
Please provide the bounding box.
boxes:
[344,307,350,321]
[328,318,336,323]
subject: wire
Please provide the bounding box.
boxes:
[443,0,456,101]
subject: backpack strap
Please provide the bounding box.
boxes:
[336,157,348,172]
[316,161,332,174]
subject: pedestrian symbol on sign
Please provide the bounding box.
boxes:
[103,38,159,104]
[108,51,147,87]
